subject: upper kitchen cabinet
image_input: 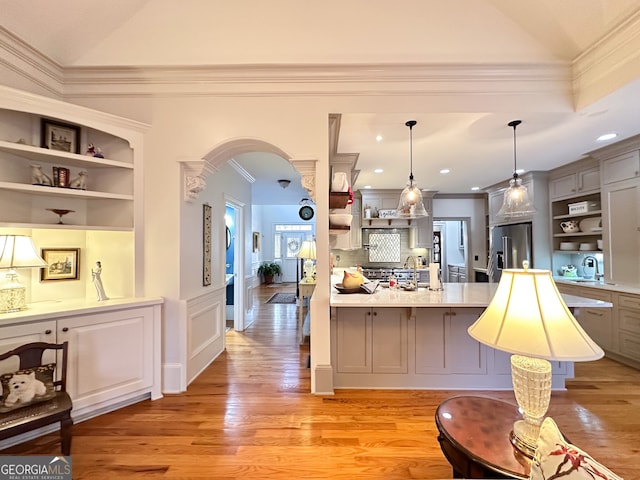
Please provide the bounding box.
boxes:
[0,86,146,231]
[548,158,602,254]
[590,136,640,285]
[549,157,600,200]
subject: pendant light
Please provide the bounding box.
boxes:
[497,120,535,218]
[397,120,428,218]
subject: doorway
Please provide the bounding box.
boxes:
[225,198,245,331]
[433,218,470,282]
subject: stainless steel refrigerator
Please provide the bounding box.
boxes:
[488,222,533,282]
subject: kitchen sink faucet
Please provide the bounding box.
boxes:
[404,256,419,286]
[582,255,602,280]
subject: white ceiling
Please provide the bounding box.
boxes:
[2,0,640,197]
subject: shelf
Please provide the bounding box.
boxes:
[363,218,414,227]
[553,232,602,238]
[0,140,133,169]
[0,181,133,200]
[554,250,602,254]
[329,192,350,209]
[553,210,602,220]
[329,225,350,235]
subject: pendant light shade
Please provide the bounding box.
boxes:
[397,120,428,218]
[497,120,535,218]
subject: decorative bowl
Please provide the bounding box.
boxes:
[559,241,579,251]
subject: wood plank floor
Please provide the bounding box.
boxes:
[3,283,639,479]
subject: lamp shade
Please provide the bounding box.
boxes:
[297,240,316,260]
[0,235,48,269]
[468,267,604,362]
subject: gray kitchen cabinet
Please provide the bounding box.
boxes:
[602,150,640,185]
[602,177,640,285]
[577,288,614,351]
[335,307,408,374]
[415,307,485,374]
[409,216,433,249]
[549,160,600,200]
[446,265,466,283]
[617,293,640,364]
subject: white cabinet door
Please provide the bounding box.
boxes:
[58,307,155,411]
[0,321,57,373]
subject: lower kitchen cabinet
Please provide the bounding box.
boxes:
[330,306,573,389]
[334,307,408,374]
[0,299,162,422]
[617,294,640,363]
[415,307,485,374]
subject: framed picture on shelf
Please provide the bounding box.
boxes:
[41,119,81,154]
[40,248,80,281]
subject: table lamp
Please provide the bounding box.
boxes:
[467,261,603,457]
[0,235,48,313]
[297,240,316,282]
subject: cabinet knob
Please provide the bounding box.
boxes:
[62,327,69,332]
[373,311,377,316]
[45,329,52,335]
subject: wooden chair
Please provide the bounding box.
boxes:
[0,341,72,455]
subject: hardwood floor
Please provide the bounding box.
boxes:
[3,283,639,479]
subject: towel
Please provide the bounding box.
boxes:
[360,281,379,294]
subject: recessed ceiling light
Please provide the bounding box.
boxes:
[471,186,480,191]
[440,169,450,174]
[597,133,617,142]
[375,135,383,142]
[374,168,384,174]
[363,185,372,189]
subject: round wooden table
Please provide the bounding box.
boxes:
[435,395,531,479]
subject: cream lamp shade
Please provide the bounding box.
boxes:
[297,240,316,282]
[468,263,603,457]
[0,235,48,313]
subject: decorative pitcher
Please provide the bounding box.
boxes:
[560,220,580,233]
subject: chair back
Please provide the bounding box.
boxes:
[0,341,68,392]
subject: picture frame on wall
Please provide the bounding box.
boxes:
[203,203,212,286]
[253,232,260,252]
[41,118,81,154]
[40,248,80,281]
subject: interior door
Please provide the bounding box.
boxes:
[282,234,303,282]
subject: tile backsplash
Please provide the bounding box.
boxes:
[368,233,401,263]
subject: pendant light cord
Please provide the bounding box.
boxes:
[508,120,522,179]
[406,120,417,183]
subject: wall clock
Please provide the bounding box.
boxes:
[299,205,314,221]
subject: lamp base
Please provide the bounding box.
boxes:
[509,354,552,458]
[0,284,27,313]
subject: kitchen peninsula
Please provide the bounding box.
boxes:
[330,272,611,390]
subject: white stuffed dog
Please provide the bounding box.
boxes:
[4,371,47,406]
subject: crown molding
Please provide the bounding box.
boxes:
[0,27,63,96]
[572,9,640,109]
[58,62,570,99]
[228,159,255,184]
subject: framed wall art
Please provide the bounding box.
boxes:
[40,248,80,281]
[41,118,81,154]
[203,203,212,286]
[253,232,260,252]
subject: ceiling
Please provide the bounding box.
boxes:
[2,0,640,199]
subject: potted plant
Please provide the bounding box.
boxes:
[258,261,282,284]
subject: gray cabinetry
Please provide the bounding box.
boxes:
[335,307,408,374]
[415,307,485,374]
[617,294,640,363]
[549,161,600,200]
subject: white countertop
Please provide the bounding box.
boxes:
[554,277,640,295]
[330,281,612,308]
[0,296,164,325]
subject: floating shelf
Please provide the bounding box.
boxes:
[329,192,350,209]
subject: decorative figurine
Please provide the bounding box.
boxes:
[91,261,109,301]
[69,171,88,190]
[85,143,104,158]
[30,164,53,186]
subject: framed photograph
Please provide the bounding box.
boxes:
[40,248,80,281]
[41,119,81,154]
[253,232,260,252]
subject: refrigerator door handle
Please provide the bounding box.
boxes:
[502,236,511,269]
[496,251,504,270]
